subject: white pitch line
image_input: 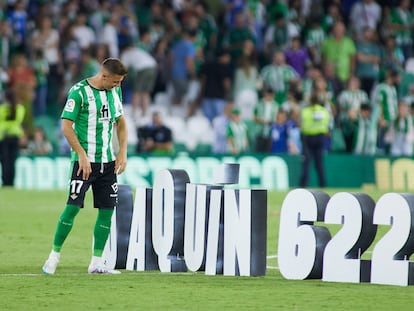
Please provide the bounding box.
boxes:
[266,255,278,259]
[1,268,283,276]
[0,274,44,277]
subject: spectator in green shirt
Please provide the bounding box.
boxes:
[355,28,381,95]
[389,0,414,60]
[321,21,356,84]
[227,107,249,154]
[260,50,300,105]
[253,86,278,152]
[223,10,256,66]
[381,35,405,74]
[195,1,218,61]
[372,67,400,154]
[305,17,326,66]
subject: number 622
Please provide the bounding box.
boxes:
[277,189,414,286]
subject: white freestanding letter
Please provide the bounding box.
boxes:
[184,184,207,271]
[205,189,222,275]
[223,189,251,276]
[152,170,175,272]
[126,188,147,271]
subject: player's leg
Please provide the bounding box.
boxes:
[88,208,120,274]
[88,161,120,274]
[92,208,113,257]
[42,204,80,274]
[42,161,90,274]
[53,204,81,251]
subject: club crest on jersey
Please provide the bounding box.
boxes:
[64,99,75,112]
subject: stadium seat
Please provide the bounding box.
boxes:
[151,92,172,116]
[331,127,346,153]
[127,143,137,155]
[153,92,170,107]
[174,142,188,154]
[148,104,169,118]
[163,115,187,144]
[194,143,212,155]
[186,114,214,150]
[34,115,57,132]
[124,116,138,146]
[405,58,414,74]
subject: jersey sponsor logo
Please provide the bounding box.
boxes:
[111,183,118,193]
[64,99,75,112]
[99,103,111,122]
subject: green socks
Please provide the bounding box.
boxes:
[51,205,113,257]
[93,209,114,257]
[53,204,80,252]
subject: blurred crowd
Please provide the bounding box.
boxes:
[1,0,414,157]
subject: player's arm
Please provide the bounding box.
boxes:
[115,115,128,175]
[61,118,92,180]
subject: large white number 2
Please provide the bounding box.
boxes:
[323,192,377,283]
[371,193,414,286]
[278,189,331,280]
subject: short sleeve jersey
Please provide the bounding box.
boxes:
[321,36,356,81]
[227,120,248,152]
[61,79,123,163]
[373,83,398,123]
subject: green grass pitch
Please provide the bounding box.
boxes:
[1,187,413,310]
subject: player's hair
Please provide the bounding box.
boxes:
[102,58,128,76]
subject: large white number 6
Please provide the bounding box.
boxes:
[278,189,331,280]
[371,193,414,286]
[323,192,377,283]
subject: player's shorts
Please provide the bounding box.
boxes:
[66,161,118,209]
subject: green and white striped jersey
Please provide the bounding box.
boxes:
[61,79,124,163]
[372,83,398,123]
[306,27,325,48]
[390,8,413,45]
[260,64,298,93]
[354,115,377,155]
[338,89,369,112]
[227,121,248,153]
[253,99,279,137]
